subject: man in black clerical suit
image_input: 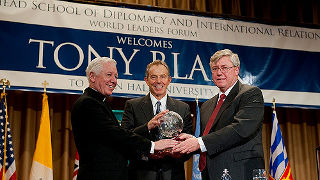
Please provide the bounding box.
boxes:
[121,60,193,180]
[173,49,265,180]
[71,57,178,180]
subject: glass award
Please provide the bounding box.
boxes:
[158,111,183,139]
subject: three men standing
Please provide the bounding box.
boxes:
[72,48,265,180]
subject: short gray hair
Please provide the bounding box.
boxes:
[210,49,240,67]
[86,57,117,80]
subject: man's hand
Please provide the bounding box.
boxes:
[147,109,169,130]
[175,133,194,141]
[154,139,179,151]
[172,137,200,154]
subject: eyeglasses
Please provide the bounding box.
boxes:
[211,66,235,73]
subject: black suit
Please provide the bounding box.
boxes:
[200,81,265,180]
[121,93,193,180]
[71,88,152,180]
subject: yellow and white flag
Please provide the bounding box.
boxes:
[29,93,53,180]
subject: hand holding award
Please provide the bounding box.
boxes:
[150,111,184,159]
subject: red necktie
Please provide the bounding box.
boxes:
[199,94,226,172]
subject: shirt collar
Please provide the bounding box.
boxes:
[219,80,238,97]
[86,87,107,102]
[150,93,167,108]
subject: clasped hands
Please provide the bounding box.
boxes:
[152,133,200,159]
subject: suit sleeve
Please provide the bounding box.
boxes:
[121,100,151,138]
[81,98,151,156]
[202,87,264,156]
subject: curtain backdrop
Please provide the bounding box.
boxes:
[6,90,320,180]
[3,0,320,179]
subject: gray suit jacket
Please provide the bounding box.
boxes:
[200,81,265,180]
[121,93,193,180]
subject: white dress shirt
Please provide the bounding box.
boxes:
[150,93,168,115]
[149,93,168,153]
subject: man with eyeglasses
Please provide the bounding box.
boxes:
[121,60,193,180]
[173,49,265,180]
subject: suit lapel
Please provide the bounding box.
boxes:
[203,95,219,126]
[166,96,177,112]
[212,81,240,128]
[140,93,154,123]
[103,100,119,123]
[85,88,119,124]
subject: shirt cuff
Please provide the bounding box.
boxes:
[150,141,155,153]
[197,137,207,152]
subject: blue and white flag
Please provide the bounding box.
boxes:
[269,109,293,180]
[192,102,202,180]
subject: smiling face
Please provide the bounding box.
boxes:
[89,61,118,96]
[145,64,171,100]
[210,56,239,93]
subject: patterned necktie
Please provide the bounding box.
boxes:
[155,101,161,114]
[199,94,226,172]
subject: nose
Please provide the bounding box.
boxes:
[155,77,162,83]
[215,69,223,75]
[111,75,117,84]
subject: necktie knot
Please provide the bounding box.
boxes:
[155,101,161,114]
[220,94,226,100]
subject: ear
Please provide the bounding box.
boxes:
[168,76,172,83]
[144,77,149,86]
[89,72,96,83]
[235,66,240,76]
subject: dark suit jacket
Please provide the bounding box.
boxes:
[200,81,265,180]
[121,93,193,180]
[71,88,152,180]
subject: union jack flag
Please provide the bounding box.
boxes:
[0,93,16,180]
[73,151,79,180]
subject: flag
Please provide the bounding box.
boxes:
[0,93,17,180]
[269,109,293,180]
[73,151,79,180]
[29,93,53,180]
[192,102,202,180]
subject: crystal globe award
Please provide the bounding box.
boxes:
[149,111,184,159]
[158,111,183,139]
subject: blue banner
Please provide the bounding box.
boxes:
[0,0,319,108]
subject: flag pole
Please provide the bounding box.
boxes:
[42,80,49,95]
[272,98,276,111]
[0,79,10,94]
[192,96,202,180]
[0,79,10,180]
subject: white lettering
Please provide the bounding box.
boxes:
[150,51,165,61]
[172,52,187,79]
[29,39,54,69]
[54,42,84,71]
[115,48,140,75]
[188,55,210,81]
